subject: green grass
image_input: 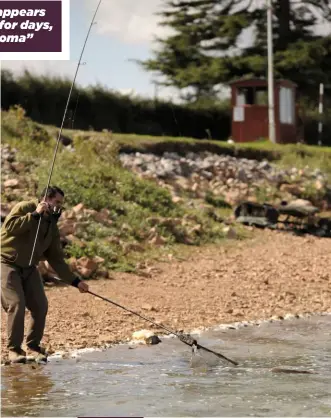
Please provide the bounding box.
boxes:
[57,123,331,182]
[35,101,330,174]
[2,105,330,276]
[2,106,244,275]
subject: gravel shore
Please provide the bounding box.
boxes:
[1,229,330,360]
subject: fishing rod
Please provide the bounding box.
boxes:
[28,0,103,266]
[52,277,238,366]
[27,1,237,366]
[89,289,238,365]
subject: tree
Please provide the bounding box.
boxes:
[139,0,222,101]
[139,0,331,102]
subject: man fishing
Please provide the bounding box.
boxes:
[1,185,89,364]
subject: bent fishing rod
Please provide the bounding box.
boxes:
[28,0,103,266]
[53,276,238,366]
[27,1,237,367]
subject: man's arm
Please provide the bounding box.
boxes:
[43,227,82,287]
[2,201,40,235]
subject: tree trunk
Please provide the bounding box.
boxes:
[276,0,291,50]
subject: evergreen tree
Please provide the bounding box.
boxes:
[139,0,331,102]
[140,0,219,100]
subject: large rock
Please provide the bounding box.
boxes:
[61,210,76,220]
[66,234,86,248]
[4,179,20,188]
[72,203,84,213]
[131,329,161,345]
[76,256,99,278]
[315,180,325,191]
[123,243,145,254]
[58,220,76,236]
[280,184,303,196]
[11,162,25,173]
[1,145,16,163]
[94,208,113,225]
[149,233,167,246]
[278,199,319,216]
[38,260,56,281]
[223,226,238,239]
[224,190,242,206]
[289,199,315,208]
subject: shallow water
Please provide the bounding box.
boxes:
[1,315,331,417]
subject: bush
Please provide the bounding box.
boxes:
[205,191,232,208]
[2,107,232,272]
[1,69,231,141]
[301,109,331,147]
[2,69,330,146]
[2,105,51,144]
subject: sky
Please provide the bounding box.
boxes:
[2,0,330,101]
[2,0,178,101]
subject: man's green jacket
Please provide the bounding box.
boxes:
[1,200,78,285]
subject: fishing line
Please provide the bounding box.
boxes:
[28,0,103,265]
[52,277,238,366]
[71,91,81,129]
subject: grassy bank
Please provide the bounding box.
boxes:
[54,125,331,181]
[2,106,330,276]
[1,106,247,274]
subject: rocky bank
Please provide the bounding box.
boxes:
[1,143,331,361]
[1,144,331,281]
[120,151,331,208]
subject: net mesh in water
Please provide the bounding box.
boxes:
[178,333,197,346]
[190,344,224,368]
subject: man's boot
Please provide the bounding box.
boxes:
[8,348,26,364]
[26,344,48,363]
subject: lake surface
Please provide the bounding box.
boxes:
[1,314,331,417]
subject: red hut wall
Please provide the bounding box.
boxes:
[230,78,298,144]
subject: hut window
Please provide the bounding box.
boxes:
[236,87,255,105]
[279,87,294,124]
[255,87,268,105]
[237,86,267,106]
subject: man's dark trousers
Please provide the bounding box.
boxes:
[1,263,48,351]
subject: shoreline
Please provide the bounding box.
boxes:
[2,310,330,366]
[47,309,331,358]
[1,229,331,363]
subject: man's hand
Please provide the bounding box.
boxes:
[36,201,50,215]
[78,281,89,293]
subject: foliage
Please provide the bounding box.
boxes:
[140,0,331,104]
[205,191,231,208]
[2,105,51,144]
[1,69,231,141]
[1,107,233,273]
[2,68,331,145]
[2,106,330,274]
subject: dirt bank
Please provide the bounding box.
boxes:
[1,230,331,360]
